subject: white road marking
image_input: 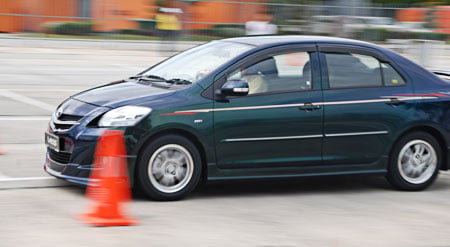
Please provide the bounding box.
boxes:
[0,90,56,112]
[0,177,55,182]
[6,88,82,92]
[0,116,50,121]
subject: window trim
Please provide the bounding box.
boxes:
[318,45,389,62]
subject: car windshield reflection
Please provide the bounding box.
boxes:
[141,41,254,84]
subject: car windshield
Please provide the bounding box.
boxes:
[141,41,253,84]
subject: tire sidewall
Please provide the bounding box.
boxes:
[387,131,441,191]
[136,135,202,200]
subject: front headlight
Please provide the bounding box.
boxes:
[98,106,152,127]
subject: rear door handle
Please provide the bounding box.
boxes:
[385,98,406,107]
[299,103,321,111]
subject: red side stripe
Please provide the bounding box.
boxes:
[395,93,450,97]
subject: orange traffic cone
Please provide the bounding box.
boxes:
[78,130,137,227]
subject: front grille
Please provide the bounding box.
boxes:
[59,114,82,122]
[49,149,71,164]
[52,113,82,131]
[53,123,76,130]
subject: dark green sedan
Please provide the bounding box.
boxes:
[45,36,450,200]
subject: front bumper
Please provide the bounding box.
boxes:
[44,131,138,186]
[44,154,91,185]
[44,128,100,185]
[44,98,141,185]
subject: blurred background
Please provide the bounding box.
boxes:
[0,3,449,244]
[0,0,449,69]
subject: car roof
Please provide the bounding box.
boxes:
[222,35,377,49]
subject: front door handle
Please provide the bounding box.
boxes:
[299,103,321,112]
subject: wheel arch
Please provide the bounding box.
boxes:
[394,125,449,170]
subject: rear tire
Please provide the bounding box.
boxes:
[136,135,202,201]
[386,132,441,191]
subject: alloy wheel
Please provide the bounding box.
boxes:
[148,144,194,194]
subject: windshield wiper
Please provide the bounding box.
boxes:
[130,74,167,81]
[166,78,192,85]
[151,78,193,87]
[131,75,192,87]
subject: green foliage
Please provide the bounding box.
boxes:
[117,29,141,35]
[358,28,389,42]
[154,0,165,7]
[197,24,245,38]
[116,28,156,36]
[214,27,246,37]
[42,21,93,35]
[371,0,450,4]
[352,28,449,41]
[424,8,438,29]
[420,32,449,40]
[135,19,156,30]
[19,33,159,40]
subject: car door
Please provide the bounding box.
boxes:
[319,45,414,167]
[212,46,324,169]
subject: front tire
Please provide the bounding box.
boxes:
[136,135,202,201]
[386,132,441,191]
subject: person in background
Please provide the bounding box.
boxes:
[155,7,182,52]
[245,13,277,36]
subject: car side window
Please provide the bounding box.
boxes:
[325,53,383,88]
[228,51,312,95]
[381,62,406,86]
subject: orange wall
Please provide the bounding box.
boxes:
[90,0,263,32]
[190,1,265,29]
[91,0,155,32]
[396,8,427,22]
[0,0,24,32]
[0,0,78,32]
[22,0,78,31]
[397,6,450,34]
[21,0,78,31]
[435,6,450,33]
[0,0,264,33]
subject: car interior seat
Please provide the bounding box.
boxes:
[243,57,278,94]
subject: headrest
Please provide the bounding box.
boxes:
[243,58,278,77]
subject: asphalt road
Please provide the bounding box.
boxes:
[1,38,450,247]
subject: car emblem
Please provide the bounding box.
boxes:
[56,109,63,118]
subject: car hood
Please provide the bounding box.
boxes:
[72,81,175,108]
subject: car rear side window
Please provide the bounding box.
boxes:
[381,62,406,86]
[325,53,383,88]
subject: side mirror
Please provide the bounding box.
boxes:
[216,80,249,97]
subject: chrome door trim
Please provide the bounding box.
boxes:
[325,131,388,137]
[223,134,324,143]
[173,96,437,114]
[223,131,388,142]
